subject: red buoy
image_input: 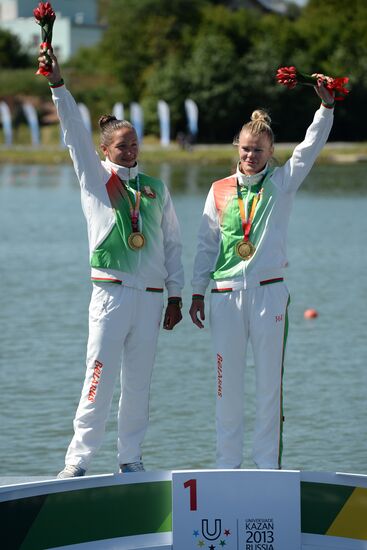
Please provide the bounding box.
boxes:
[304,308,318,319]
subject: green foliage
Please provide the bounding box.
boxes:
[66,44,105,74]
[297,0,367,85]
[98,0,206,101]
[0,68,49,97]
[0,29,32,68]
[198,4,257,56]
[186,32,243,141]
[89,0,363,141]
[141,53,189,136]
[63,69,129,126]
[2,0,367,142]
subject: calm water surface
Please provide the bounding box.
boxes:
[0,162,366,476]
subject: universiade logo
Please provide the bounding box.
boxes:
[88,360,103,402]
[189,517,275,549]
[191,519,232,548]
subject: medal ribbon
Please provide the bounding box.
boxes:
[237,184,263,241]
[118,175,141,233]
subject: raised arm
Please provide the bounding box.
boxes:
[37,48,103,189]
[274,81,335,193]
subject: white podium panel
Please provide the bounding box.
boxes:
[172,470,301,550]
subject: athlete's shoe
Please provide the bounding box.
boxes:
[57,465,86,479]
[119,461,145,473]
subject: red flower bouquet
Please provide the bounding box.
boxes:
[34,1,56,76]
[276,66,349,101]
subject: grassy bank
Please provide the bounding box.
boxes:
[1,125,367,166]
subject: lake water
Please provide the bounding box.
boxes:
[0,161,366,477]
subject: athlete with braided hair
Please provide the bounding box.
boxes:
[38,48,184,478]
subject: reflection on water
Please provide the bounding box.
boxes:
[0,164,74,189]
[301,163,367,194]
[0,162,366,477]
[1,161,366,194]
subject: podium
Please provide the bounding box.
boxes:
[172,470,301,549]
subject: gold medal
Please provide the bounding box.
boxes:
[236,240,255,260]
[114,172,145,251]
[236,181,263,262]
[128,232,145,250]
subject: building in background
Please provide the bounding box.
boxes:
[0,0,105,62]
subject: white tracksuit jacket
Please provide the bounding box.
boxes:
[191,105,334,469]
[51,85,183,295]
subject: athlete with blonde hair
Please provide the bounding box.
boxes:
[190,82,335,470]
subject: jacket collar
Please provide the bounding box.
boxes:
[236,162,268,187]
[104,158,139,181]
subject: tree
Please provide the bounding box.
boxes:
[99,0,207,101]
[186,32,245,141]
[61,0,367,141]
[0,29,32,68]
[141,53,190,136]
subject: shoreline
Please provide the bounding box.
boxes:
[1,142,367,165]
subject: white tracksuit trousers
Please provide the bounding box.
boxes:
[65,283,163,470]
[210,282,290,469]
